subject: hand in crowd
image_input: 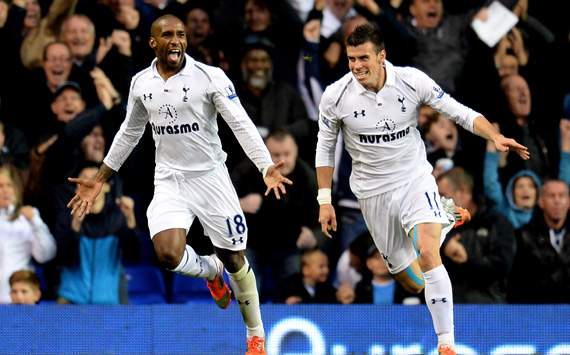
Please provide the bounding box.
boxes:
[303,19,321,44]
[96,30,132,64]
[507,27,528,66]
[336,282,355,304]
[240,193,263,214]
[116,5,140,30]
[91,67,120,109]
[560,119,570,152]
[296,226,317,249]
[116,196,136,229]
[512,0,528,19]
[356,0,381,15]
[19,206,36,221]
[444,234,468,264]
[71,212,85,232]
[285,295,302,305]
[263,161,293,200]
[0,2,7,29]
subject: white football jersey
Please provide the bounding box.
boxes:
[315,61,480,199]
[104,54,272,179]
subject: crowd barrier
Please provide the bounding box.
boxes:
[0,304,569,354]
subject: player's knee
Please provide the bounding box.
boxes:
[156,249,183,270]
[417,247,441,270]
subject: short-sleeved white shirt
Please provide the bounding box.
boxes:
[315,61,481,199]
[104,54,272,179]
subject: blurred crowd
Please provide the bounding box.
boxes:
[0,0,568,305]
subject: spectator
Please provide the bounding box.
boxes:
[0,121,29,172]
[437,168,516,303]
[184,5,227,70]
[484,124,541,229]
[223,41,311,168]
[9,269,41,305]
[277,248,337,304]
[499,74,552,178]
[232,129,320,300]
[55,162,139,304]
[0,163,56,304]
[508,179,570,303]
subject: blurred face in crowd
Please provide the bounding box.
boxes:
[150,16,187,72]
[81,126,106,163]
[10,282,40,305]
[347,41,386,92]
[302,251,330,284]
[0,170,16,209]
[425,115,458,152]
[410,0,443,29]
[241,48,272,92]
[186,8,211,46]
[512,176,537,209]
[266,134,297,176]
[43,43,72,91]
[245,0,271,32]
[438,176,472,209]
[24,0,41,30]
[497,54,519,78]
[326,0,354,21]
[539,181,570,224]
[61,15,96,62]
[502,74,531,118]
[342,15,368,42]
[366,250,390,278]
[51,89,85,123]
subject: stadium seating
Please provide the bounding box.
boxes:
[124,265,167,304]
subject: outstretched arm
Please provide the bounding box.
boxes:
[67,163,115,217]
[473,116,529,160]
[317,166,336,238]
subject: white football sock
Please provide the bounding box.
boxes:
[228,259,264,338]
[172,245,218,280]
[423,264,455,346]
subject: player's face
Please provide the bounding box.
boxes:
[151,18,187,71]
[0,172,16,208]
[10,282,40,305]
[513,176,537,209]
[347,42,385,92]
[539,181,570,222]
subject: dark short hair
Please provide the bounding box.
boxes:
[266,127,294,143]
[345,23,385,52]
[9,270,40,290]
[53,81,82,100]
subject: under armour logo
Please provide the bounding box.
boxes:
[238,299,251,306]
[182,87,190,102]
[143,93,152,101]
[380,252,393,268]
[232,237,244,245]
[431,297,447,304]
[354,109,366,118]
[397,95,406,112]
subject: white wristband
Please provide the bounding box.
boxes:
[261,163,274,178]
[317,188,332,205]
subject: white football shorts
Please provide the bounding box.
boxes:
[359,173,448,274]
[147,163,248,251]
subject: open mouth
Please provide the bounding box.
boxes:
[427,11,438,19]
[167,49,182,62]
[445,133,453,140]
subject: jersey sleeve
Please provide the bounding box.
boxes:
[209,68,273,172]
[413,68,480,133]
[315,88,341,167]
[103,77,150,171]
